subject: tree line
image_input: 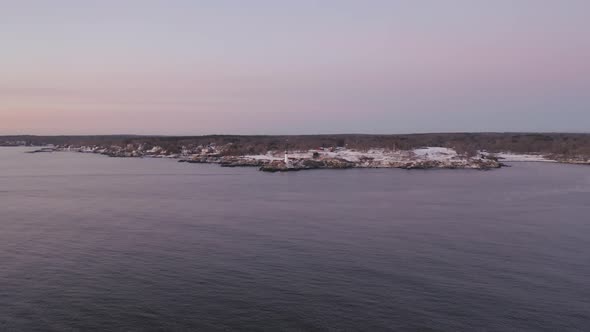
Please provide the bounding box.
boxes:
[2,133,589,158]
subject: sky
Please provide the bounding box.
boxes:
[1,0,589,135]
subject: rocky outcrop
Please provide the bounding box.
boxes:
[219,157,267,167]
[54,144,504,172]
[26,147,56,153]
[260,157,501,172]
[261,158,356,172]
[398,159,501,170]
[260,161,302,173]
[178,156,221,164]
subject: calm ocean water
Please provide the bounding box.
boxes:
[1,147,589,331]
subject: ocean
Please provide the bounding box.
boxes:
[1,147,589,331]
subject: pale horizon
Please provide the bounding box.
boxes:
[2,0,589,135]
[2,130,590,137]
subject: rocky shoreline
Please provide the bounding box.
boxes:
[257,158,503,172]
[32,144,511,171]
[20,142,589,172]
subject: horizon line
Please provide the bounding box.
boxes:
[2,131,590,138]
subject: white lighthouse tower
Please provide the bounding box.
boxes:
[284,139,291,168]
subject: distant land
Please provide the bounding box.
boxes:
[2,133,589,172]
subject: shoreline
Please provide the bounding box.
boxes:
[17,144,589,172]
[20,146,512,172]
[3,133,589,171]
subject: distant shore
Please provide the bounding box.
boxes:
[3,133,589,172]
[22,144,589,172]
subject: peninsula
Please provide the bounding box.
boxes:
[2,133,589,172]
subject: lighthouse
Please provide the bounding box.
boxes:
[284,139,290,168]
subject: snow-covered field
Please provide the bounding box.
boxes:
[247,147,469,163]
[243,153,283,161]
[490,153,556,163]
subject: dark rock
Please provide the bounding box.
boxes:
[26,147,56,154]
[219,157,267,167]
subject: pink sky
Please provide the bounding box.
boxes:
[1,0,589,134]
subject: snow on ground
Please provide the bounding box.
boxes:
[147,146,163,154]
[243,153,282,161]
[493,153,556,162]
[412,147,458,161]
[245,147,467,163]
[289,149,398,162]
